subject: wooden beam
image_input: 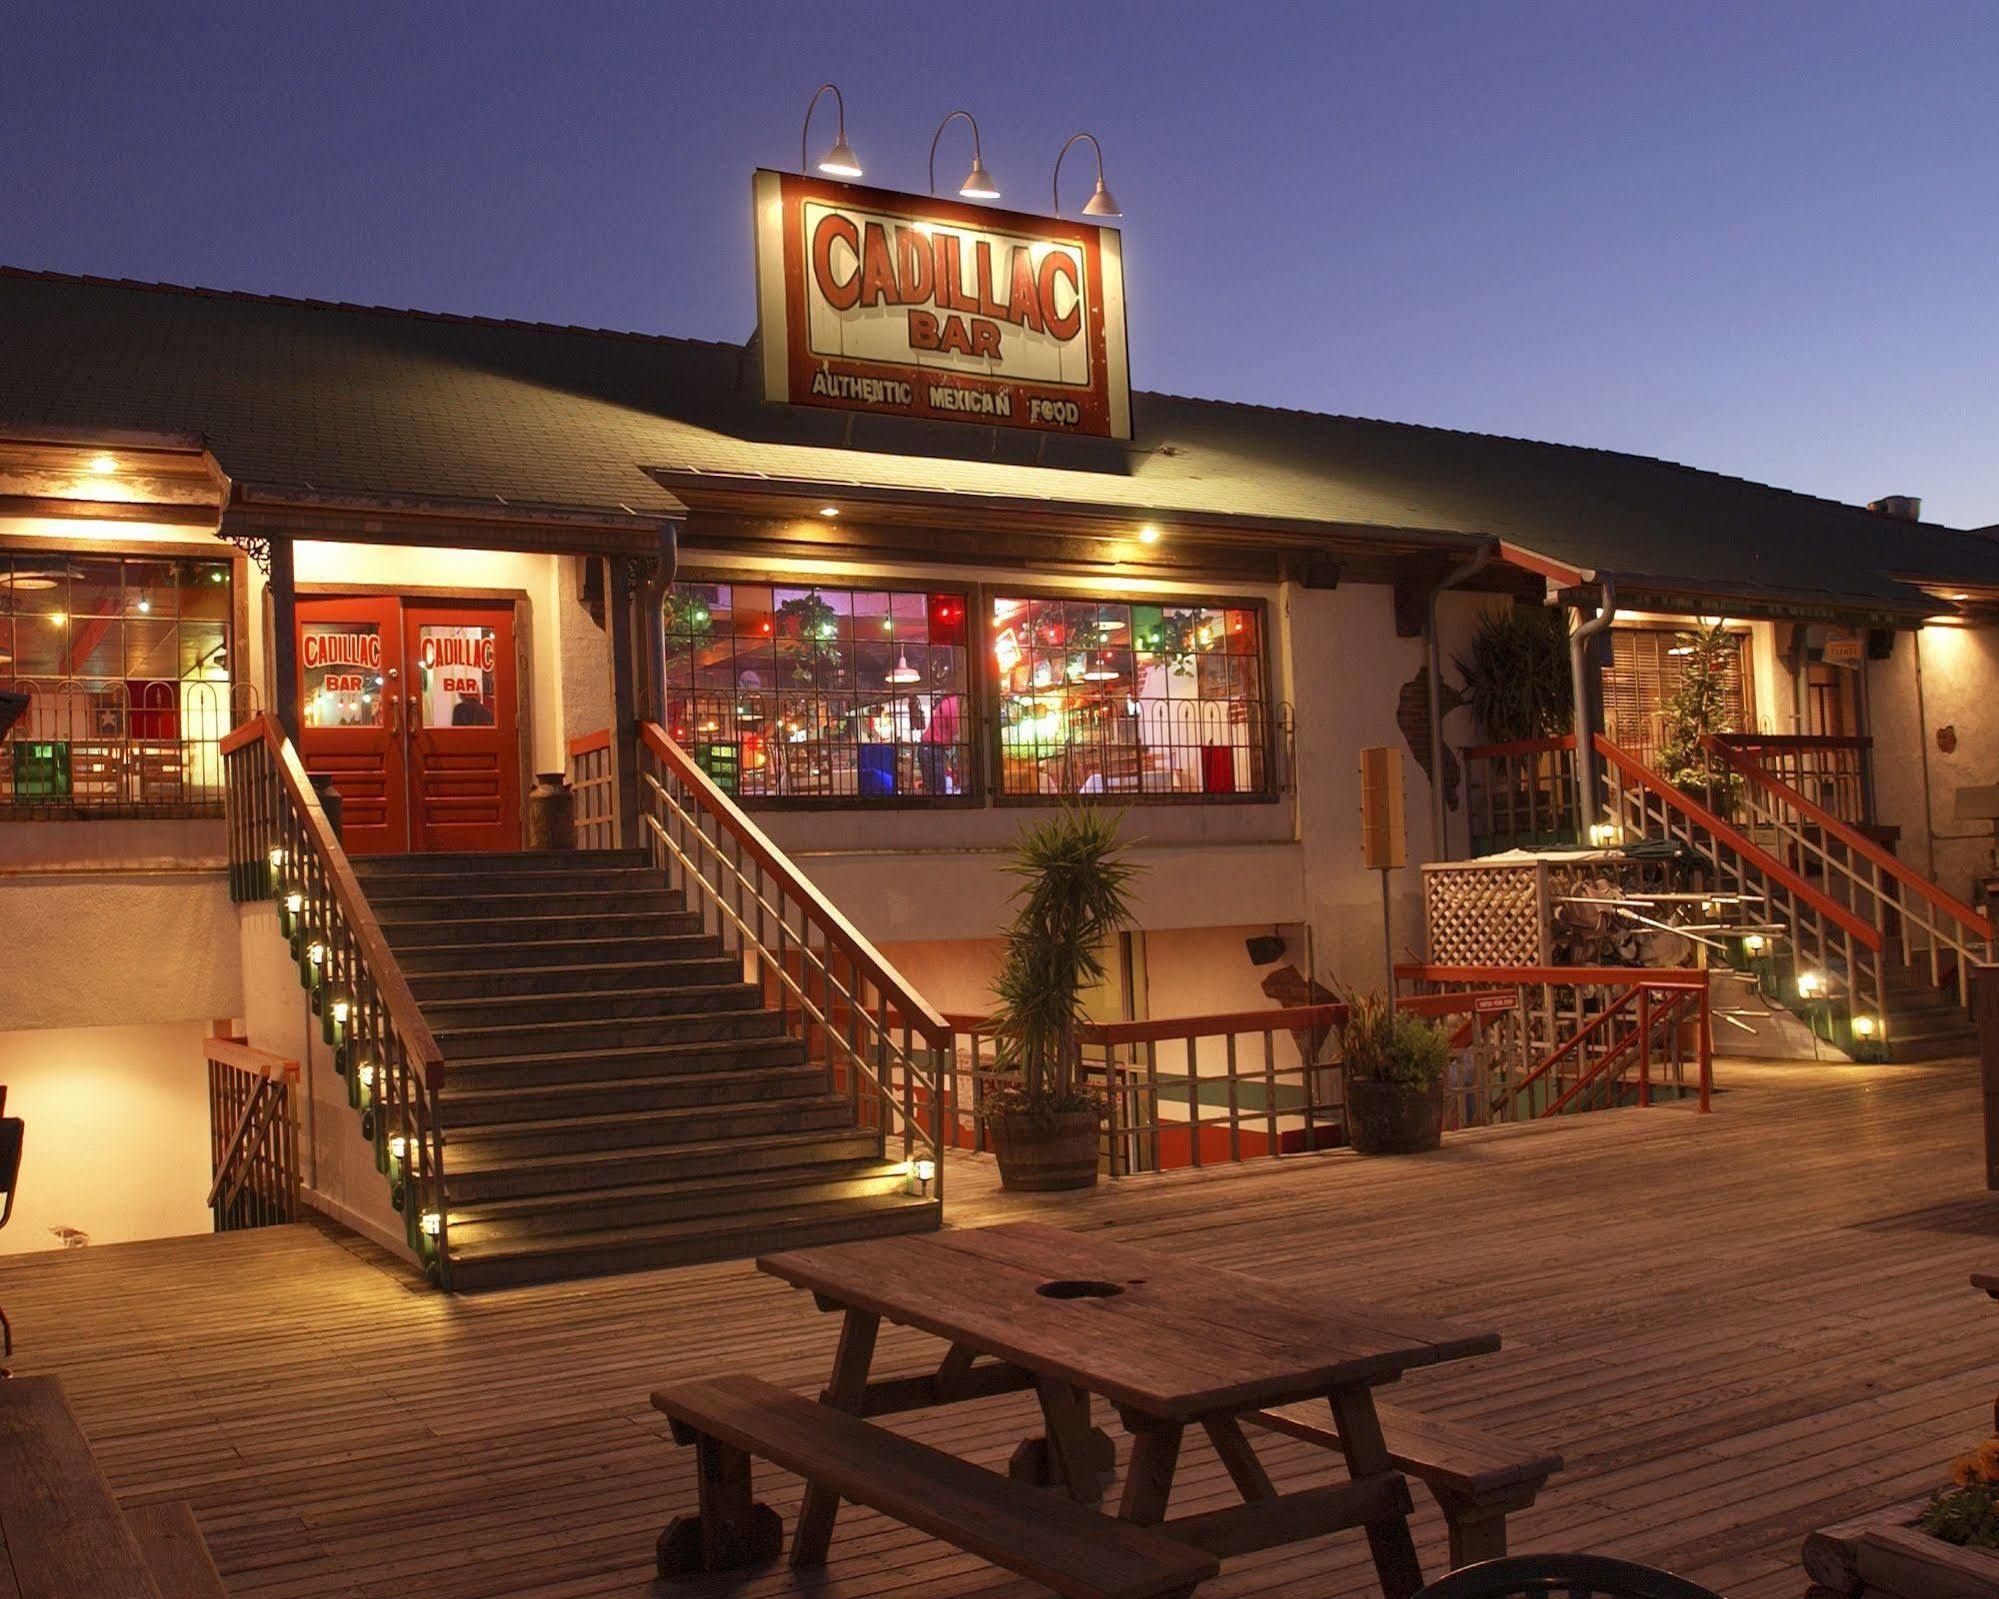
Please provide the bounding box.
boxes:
[268,536,301,742]
[605,555,641,849]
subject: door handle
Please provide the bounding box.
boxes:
[387,693,398,735]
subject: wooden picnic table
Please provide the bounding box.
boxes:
[758,1221,1502,1599]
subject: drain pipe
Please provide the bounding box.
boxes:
[1427,542,1495,859]
[643,520,681,723]
[1570,575,1618,835]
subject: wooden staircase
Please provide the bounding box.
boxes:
[353,848,937,1290]
[1881,958,1982,1061]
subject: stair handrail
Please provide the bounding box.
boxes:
[1705,735,1994,941]
[220,713,452,1283]
[1543,986,1697,1117]
[631,721,949,1191]
[1592,733,1882,953]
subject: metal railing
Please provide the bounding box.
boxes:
[206,1034,300,1232]
[1596,732,1887,1042]
[1713,733,1872,829]
[567,729,617,849]
[1,676,258,816]
[572,723,950,1197]
[944,1005,1346,1175]
[221,714,452,1285]
[1397,963,1712,1118]
[1707,736,1994,1018]
[1464,735,1582,853]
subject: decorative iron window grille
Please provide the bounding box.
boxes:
[0,551,241,815]
[989,593,1271,799]
[662,580,975,802]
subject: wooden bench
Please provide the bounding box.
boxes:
[0,1375,226,1598]
[653,1373,1221,1599]
[1245,1398,1562,1567]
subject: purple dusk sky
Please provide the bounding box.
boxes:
[3,1,1995,526]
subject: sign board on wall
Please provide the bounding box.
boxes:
[752,169,1131,439]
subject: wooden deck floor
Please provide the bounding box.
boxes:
[4,1057,1996,1599]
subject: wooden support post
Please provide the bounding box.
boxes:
[1979,966,1999,1190]
[267,536,300,743]
[605,555,641,850]
[655,1433,782,1576]
[1327,1386,1425,1599]
[792,1308,880,1566]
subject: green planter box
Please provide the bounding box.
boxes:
[10,740,71,800]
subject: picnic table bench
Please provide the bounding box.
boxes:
[0,1375,227,1598]
[655,1223,1538,1599]
[655,1374,1219,1599]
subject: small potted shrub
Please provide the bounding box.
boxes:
[983,807,1143,1192]
[1340,988,1452,1155]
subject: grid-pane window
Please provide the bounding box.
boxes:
[663,580,972,800]
[990,594,1269,798]
[1604,626,1753,769]
[0,549,236,811]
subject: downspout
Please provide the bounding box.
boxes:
[1427,543,1495,859]
[643,521,681,723]
[1570,576,1618,836]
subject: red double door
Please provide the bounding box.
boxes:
[297,596,522,855]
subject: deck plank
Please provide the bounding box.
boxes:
[0,1057,1990,1598]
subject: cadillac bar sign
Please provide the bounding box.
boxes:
[752,170,1130,439]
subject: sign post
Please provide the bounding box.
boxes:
[751,170,1131,439]
[1359,746,1408,1006]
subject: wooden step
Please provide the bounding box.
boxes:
[378,908,705,948]
[422,981,766,1027]
[443,1034,809,1090]
[355,863,663,894]
[407,954,740,1002]
[445,1092,857,1157]
[125,1501,228,1599]
[439,1063,830,1124]
[0,1375,165,1598]
[367,885,682,922]
[449,1193,940,1290]
[393,931,721,975]
[444,1126,886,1202]
[447,1158,910,1242]
[433,1004,782,1060]
[354,848,650,876]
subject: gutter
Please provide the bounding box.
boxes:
[1427,543,1496,857]
[1570,576,1618,832]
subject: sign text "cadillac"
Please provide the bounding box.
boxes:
[753,171,1130,439]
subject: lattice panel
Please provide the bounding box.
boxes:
[1424,861,1547,968]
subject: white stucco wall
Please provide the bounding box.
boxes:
[0,1018,217,1254]
[238,901,413,1261]
[1869,622,1999,895]
[0,867,240,1030]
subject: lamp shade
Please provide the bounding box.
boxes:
[1081,179,1121,217]
[959,157,1000,200]
[817,135,862,179]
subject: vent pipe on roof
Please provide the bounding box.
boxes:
[1870,495,1922,521]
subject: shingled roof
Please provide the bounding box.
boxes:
[3,265,1993,618]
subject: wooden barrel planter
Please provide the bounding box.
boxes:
[990,1109,1100,1191]
[1346,1082,1446,1155]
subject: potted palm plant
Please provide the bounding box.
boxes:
[983,807,1143,1191]
[1340,988,1453,1155]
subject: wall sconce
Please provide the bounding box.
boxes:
[930,110,999,200]
[1796,970,1825,1000]
[1052,132,1122,218]
[801,83,862,178]
[1851,1014,1880,1040]
[1742,933,1766,954]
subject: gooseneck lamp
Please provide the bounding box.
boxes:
[1052,132,1122,218]
[929,109,1000,200]
[801,83,863,179]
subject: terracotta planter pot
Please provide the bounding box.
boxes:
[1345,1080,1445,1155]
[991,1109,1100,1191]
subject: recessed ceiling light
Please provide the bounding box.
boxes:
[88,453,117,475]
[818,505,840,518]
[1137,525,1161,544]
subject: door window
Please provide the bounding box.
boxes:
[301,623,384,728]
[416,624,497,728]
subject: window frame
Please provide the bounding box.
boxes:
[980,581,1280,807]
[663,567,985,811]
